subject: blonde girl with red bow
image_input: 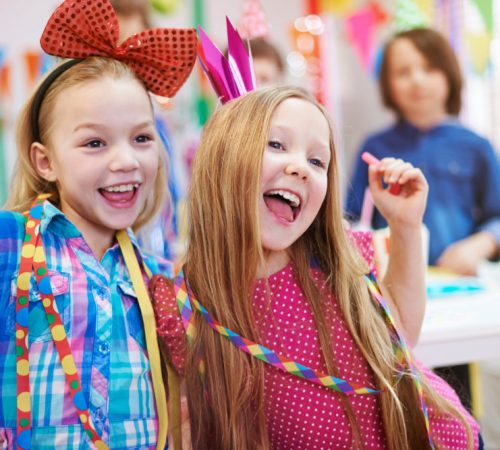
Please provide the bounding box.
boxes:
[0,0,196,448]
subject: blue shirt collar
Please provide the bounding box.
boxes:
[40,200,143,260]
[41,200,81,238]
[395,116,460,136]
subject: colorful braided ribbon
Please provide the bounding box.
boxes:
[174,270,378,395]
[174,269,435,449]
[364,273,434,449]
[15,194,107,450]
[15,194,168,450]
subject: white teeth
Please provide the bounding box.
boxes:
[102,183,139,193]
[267,190,301,207]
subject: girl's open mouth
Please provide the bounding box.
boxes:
[99,183,140,204]
[263,189,301,222]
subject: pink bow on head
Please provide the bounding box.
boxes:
[40,0,198,97]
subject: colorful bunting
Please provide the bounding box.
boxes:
[464,31,492,74]
[344,6,378,71]
[24,50,43,87]
[414,0,435,23]
[471,0,494,34]
[394,0,428,31]
[319,0,356,15]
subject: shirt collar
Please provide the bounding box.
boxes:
[107,228,145,263]
[40,200,145,265]
[40,200,81,238]
[396,116,459,135]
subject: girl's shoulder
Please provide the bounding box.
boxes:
[141,251,174,278]
[347,229,376,272]
[0,209,26,231]
[0,210,26,252]
[0,211,26,303]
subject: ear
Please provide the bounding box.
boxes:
[30,142,57,182]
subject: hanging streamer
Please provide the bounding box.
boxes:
[193,0,213,126]
[0,50,10,206]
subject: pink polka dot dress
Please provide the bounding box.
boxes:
[251,231,479,449]
[151,231,480,449]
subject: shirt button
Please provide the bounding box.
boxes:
[98,342,110,354]
[93,407,104,422]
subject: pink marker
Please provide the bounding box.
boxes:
[361,151,401,195]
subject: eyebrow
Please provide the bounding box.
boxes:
[270,124,330,149]
[73,120,155,133]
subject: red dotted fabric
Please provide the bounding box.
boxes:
[150,231,479,448]
[40,0,197,97]
[252,233,479,449]
[349,230,376,274]
[150,274,187,375]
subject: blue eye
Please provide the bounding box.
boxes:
[268,140,284,150]
[309,158,326,168]
[84,139,105,148]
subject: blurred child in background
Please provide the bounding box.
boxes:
[346,26,500,416]
[346,28,500,277]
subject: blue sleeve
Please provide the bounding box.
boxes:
[143,252,174,278]
[345,143,370,223]
[0,211,25,333]
[0,211,25,278]
[474,140,500,245]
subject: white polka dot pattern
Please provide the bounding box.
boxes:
[253,264,386,449]
[252,232,479,449]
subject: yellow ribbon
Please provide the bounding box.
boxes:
[116,230,168,450]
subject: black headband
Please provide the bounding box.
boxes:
[30,58,83,143]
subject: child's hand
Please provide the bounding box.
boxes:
[437,231,498,275]
[368,157,428,229]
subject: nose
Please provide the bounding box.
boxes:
[284,157,309,180]
[109,144,140,172]
[411,68,426,85]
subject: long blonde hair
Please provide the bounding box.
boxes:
[5,57,168,230]
[184,86,473,449]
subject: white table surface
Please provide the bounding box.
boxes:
[414,263,500,367]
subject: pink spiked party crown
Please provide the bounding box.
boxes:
[197,17,256,104]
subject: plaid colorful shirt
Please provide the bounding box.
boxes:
[0,201,173,449]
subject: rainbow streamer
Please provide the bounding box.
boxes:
[174,269,435,447]
[364,273,434,449]
[174,271,378,395]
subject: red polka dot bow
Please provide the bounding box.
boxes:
[40,0,197,97]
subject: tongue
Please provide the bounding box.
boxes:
[264,196,294,222]
[100,189,135,203]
